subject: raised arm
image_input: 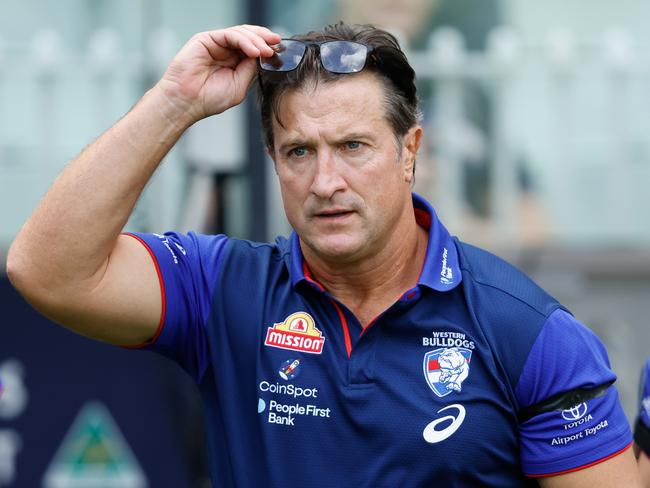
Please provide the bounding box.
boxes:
[6,25,280,346]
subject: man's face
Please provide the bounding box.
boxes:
[270,72,421,264]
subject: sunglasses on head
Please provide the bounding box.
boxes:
[258,39,375,74]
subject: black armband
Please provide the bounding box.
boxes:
[634,418,650,457]
[518,381,614,423]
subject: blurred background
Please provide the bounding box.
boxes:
[1,0,649,486]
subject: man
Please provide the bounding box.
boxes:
[636,357,650,486]
[6,23,642,487]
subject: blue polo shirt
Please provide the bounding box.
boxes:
[128,193,631,487]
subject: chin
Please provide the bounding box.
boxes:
[304,235,365,262]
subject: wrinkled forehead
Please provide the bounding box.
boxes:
[271,72,391,137]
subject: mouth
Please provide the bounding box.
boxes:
[313,209,355,221]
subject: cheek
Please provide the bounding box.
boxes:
[280,168,305,189]
[361,163,403,198]
[278,176,307,220]
[361,167,408,218]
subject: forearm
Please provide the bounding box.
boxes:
[7,83,194,298]
[6,25,278,341]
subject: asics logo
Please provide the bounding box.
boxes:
[422,404,466,444]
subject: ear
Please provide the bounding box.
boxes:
[402,125,423,183]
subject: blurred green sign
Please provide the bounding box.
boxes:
[42,401,147,488]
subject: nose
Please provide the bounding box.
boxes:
[309,149,347,199]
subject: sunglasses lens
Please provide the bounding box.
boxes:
[259,40,306,72]
[320,41,368,73]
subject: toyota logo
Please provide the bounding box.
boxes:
[561,402,588,421]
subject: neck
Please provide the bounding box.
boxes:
[301,214,428,328]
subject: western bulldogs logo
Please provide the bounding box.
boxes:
[424,347,471,397]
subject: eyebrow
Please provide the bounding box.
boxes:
[336,132,375,143]
[277,138,312,155]
[277,131,376,154]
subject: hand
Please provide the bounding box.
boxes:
[156,25,281,125]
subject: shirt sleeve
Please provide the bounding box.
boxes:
[515,308,632,477]
[124,231,228,383]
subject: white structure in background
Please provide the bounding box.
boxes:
[1,22,649,248]
[0,26,247,247]
[407,25,649,246]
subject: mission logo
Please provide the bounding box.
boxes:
[264,312,326,354]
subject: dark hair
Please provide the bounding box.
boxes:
[256,22,421,149]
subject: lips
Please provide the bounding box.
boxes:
[314,209,354,219]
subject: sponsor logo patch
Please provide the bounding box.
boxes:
[422,404,466,444]
[551,401,609,446]
[264,312,325,354]
[561,402,593,431]
[440,248,454,284]
[278,359,301,381]
[257,378,332,427]
[153,233,185,264]
[561,402,588,421]
[424,347,472,397]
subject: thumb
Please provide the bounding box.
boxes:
[233,58,259,98]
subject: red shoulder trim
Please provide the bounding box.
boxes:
[120,233,166,349]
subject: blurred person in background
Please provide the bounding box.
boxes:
[635,356,650,486]
[336,0,497,217]
[332,0,549,245]
[5,22,642,487]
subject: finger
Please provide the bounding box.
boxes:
[241,25,283,58]
[207,29,263,59]
[234,57,259,89]
[230,26,278,58]
[227,58,259,106]
[239,24,282,45]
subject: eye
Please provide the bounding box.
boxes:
[288,146,308,158]
[344,141,362,150]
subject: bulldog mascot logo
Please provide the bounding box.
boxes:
[424,347,472,397]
